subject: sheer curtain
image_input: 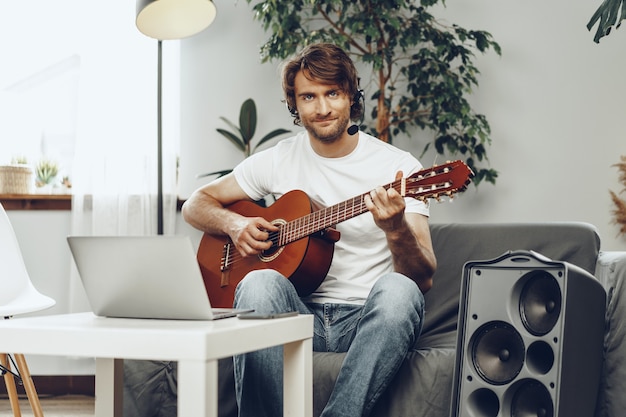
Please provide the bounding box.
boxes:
[69,3,179,311]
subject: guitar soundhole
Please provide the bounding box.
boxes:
[259,219,286,263]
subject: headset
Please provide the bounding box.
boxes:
[347,89,365,135]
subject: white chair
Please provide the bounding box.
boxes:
[0,203,55,417]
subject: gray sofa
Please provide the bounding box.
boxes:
[124,222,626,417]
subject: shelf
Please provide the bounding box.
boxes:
[0,194,72,210]
[0,194,186,211]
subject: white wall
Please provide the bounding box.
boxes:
[178,1,290,198]
[179,0,626,250]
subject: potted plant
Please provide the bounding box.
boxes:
[197,98,291,179]
[35,158,59,192]
[244,0,501,185]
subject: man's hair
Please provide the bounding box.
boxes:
[282,43,363,126]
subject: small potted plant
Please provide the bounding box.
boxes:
[35,158,59,193]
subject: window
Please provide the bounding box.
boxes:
[0,2,179,203]
[0,2,82,193]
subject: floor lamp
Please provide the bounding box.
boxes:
[135,0,217,234]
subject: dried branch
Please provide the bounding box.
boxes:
[610,155,626,235]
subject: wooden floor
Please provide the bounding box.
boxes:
[0,395,94,417]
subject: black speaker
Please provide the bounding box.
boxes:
[450,250,606,417]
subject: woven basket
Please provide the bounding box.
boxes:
[0,165,34,194]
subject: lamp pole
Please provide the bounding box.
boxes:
[157,39,163,235]
[135,0,217,235]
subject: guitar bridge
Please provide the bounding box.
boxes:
[220,242,233,287]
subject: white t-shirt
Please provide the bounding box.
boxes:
[233,131,429,304]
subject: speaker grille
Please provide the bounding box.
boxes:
[471,321,525,385]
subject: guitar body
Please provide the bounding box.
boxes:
[197,190,337,307]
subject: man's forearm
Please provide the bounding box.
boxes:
[181,193,235,236]
[386,220,436,292]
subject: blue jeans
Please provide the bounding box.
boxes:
[233,269,425,417]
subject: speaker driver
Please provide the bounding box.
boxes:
[510,379,554,417]
[519,271,562,336]
[471,321,525,385]
[467,388,499,417]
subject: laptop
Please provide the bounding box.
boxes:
[67,235,252,320]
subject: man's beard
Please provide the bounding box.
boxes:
[302,112,351,144]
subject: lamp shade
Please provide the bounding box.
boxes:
[136,0,216,40]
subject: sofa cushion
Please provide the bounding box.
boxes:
[314,348,455,417]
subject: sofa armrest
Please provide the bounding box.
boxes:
[595,250,626,417]
[595,251,626,290]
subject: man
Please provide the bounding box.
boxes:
[182,43,437,417]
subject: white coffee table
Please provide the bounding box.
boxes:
[0,312,313,417]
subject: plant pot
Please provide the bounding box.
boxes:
[0,164,34,194]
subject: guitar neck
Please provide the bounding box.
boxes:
[279,179,399,246]
[274,160,473,247]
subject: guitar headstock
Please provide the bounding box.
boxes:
[403,160,474,201]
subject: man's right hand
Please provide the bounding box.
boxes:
[227,215,279,257]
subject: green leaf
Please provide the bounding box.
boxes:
[253,128,292,152]
[216,128,246,152]
[218,116,242,137]
[196,169,233,179]
[587,0,626,43]
[239,98,258,143]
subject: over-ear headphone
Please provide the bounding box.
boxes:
[348,89,365,136]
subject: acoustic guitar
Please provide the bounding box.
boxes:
[197,160,473,307]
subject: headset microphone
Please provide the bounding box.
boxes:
[348,90,365,136]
